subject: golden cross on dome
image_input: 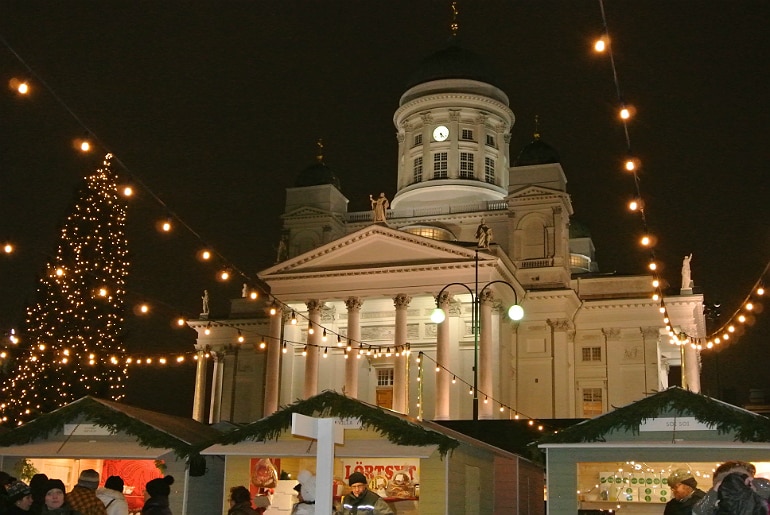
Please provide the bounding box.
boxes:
[316,138,324,162]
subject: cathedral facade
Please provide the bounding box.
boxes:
[188,39,705,425]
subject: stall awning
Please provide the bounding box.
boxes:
[201,438,438,458]
[0,440,173,458]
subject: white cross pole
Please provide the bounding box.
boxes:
[291,413,345,515]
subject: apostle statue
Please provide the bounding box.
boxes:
[370,192,389,222]
[681,253,693,290]
[476,220,493,249]
[201,289,210,315]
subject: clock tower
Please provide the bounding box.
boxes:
[391,40,514,211]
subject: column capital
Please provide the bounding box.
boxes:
[344,296,364,312]
[393,293,412,309]
[306,299,323,313]
[479,290,495,304]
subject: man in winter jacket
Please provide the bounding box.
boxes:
[67,470,108,515]
[665,469,706,515]
[339,472,393,515]
[96,476,128,515]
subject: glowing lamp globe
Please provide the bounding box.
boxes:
[508,304,524,321]
[430,308,447,324]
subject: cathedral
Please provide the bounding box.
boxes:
[188,34,705,425]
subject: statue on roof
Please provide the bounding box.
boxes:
[370,192,389,223]
[201,290,210,315]
[681,253,693,290]
[476,219,492,249]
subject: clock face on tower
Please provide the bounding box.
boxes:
[432,125,449,142]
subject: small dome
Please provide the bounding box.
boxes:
[405,39,501,90]
[294,161,341,190]
[513,135,561,167]
[569,220,592,239]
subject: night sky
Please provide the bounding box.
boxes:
[1,2,768,417]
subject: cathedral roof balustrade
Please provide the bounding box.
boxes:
[345,199,507,222]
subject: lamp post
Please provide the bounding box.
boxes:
[430,250,524,420]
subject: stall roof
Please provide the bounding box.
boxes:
[203,437,437,458]
[0,396,221,459]
[213,390,459,457]
[537,386,770,447]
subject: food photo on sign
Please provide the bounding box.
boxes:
[340,459,419,501]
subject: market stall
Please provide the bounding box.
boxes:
[202,390,545,515]
[537,387,770,515]
[0,396,224,515]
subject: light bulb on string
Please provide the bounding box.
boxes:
[290,311,297,325]
[3,243,12,254]
[757,286,765,296]
[199,249,212,261]
[593,36,607,52]
[322,328,327,342]
[308,323,314,335]
[282,342,287,354]
[323,347,328,358]
[9,78,29,95]
[259,338,266,349]
[249,291,258,300]
[237,330,244,343]
[157,218,173,232]
[624,157,640,172]
[218,269,230,281]
[269,303,278,316]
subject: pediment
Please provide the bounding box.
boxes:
[282,206,335,219]
[260,225,490,277]
[508,185,564,200]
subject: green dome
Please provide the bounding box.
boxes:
[513,136,561,167]
[294,161,341,190]
[405,39,501,90]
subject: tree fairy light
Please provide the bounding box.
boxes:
[0,154,129,426]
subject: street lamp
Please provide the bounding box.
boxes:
[430,256,524,420]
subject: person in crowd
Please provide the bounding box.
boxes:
[339,472,393,515]
[694,461,770,515]
[95,477,127,515]
[29,474,49,515]
[227,486,257,515]
[291,471,315,515]
[66,471,106,515]
[41,479,80,515]
[1,472,17,511]
[6,480,33,514]
[141,476,174,515]
[665,469,707,515]
[714,472,768,515]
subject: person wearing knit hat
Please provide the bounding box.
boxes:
[29,473,48,515]
[6,480,33,514]
[42,478,73,514]
[67,470,106,515]
[665,469,706,515]
[96,476,128,515]
[339,472,393,515]
[141,476,174,515]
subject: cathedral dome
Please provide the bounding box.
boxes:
[294,161,341,189]
[513,135,561,167]
[404,39,501,90]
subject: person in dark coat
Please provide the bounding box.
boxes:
[29,474,48,515]
[6,480,33,515]
[227,486,257,515]
[40,479,81,515]
[715,472,768,515]
[664,469,706,515]
[141,476,174,515]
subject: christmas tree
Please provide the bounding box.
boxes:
[1,154,130,425]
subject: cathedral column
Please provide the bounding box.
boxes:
[263,305,283,416]
[208,351,224,424]
[344,297,363,398]
[479,291,494,419]
[393,294,411,414]
[192,348,207,422]
[684,345,701,393]
[304,300,322,399]
[434,292,451,420]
